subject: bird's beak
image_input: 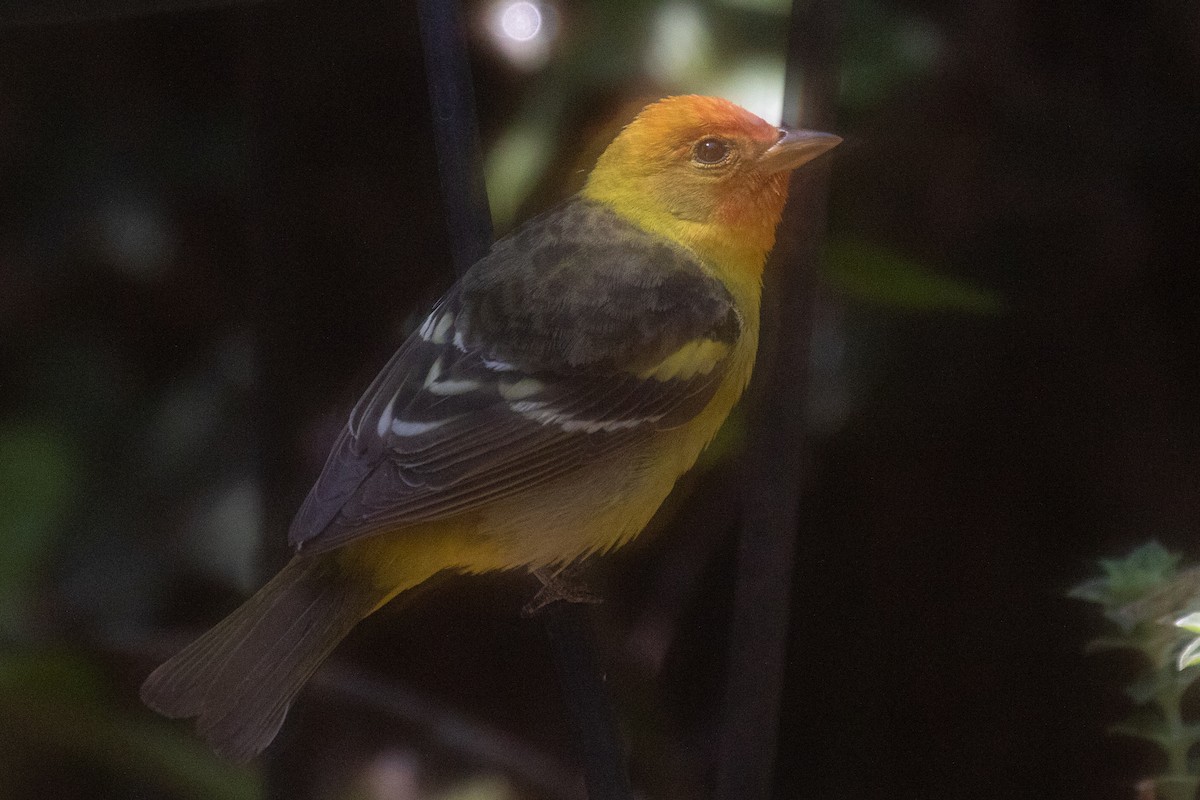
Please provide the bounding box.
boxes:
[758,128,842,173]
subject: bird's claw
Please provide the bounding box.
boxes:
[522,567,603,617]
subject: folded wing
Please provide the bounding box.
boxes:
[289,198,741,554]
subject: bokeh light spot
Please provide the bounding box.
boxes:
[501,1,541,42]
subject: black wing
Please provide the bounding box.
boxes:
[289,198,742,554]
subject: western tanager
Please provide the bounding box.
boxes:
[141,95,840,760]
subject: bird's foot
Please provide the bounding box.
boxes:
[522,566,603,617]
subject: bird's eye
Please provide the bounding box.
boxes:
[692,137,731,166]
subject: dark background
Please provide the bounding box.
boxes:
[1,0,1198,798]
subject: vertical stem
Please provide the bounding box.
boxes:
[415,3,632,798]
[714,0,842,798]
[417,0,493,275]
[543,606,635,800]
[1160,674,1193,796]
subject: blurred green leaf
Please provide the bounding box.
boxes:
[840,0,944,111]
[1066,576,1110,605]
[1179,635,1200,671]
[1108,709,1172,747]
[486,118,555,230]
[1122,669,1200,709]
[1092,542,1181,608]
[1176,613,1200,670]
[1108,565,1200,638]
[1074,541,1200,789]
[0,650,105,702]
[435,775,515,800]
[821,240,1003,314]
[1124,673,1163,706]
[0,420,78,634]
[1154,775,1200,800]
[1082,635,1147,656]
[0,650,259,800]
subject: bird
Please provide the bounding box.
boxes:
[140,94,840,761]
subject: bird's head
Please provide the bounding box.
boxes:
[584,95,840,287]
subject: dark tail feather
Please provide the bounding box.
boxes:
[140,555,382,762]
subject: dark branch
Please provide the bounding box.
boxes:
[542,606,635,800]
[714,0,843,798]
[415,3,633,798]
[417,0,493,277]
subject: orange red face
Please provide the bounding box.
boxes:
[595,95,839,234]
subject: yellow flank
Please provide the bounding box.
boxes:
[637,338,731,381]
[339,517,483,613]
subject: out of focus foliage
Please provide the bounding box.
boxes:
[822,240,1001,314]
[1070,544,1200,800]
[0,651,258,798]
[0,421,75,635]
